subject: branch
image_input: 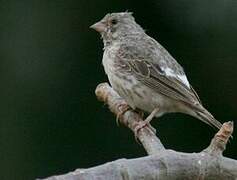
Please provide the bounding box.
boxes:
[95,82,165,154]
[39,83,236,180]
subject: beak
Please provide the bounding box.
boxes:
[90,21,106,33]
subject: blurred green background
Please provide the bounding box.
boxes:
[0,0,236,179]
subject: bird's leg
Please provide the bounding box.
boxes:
[134,107,159,138]
[144,107,159,124]
[116,101,131,126]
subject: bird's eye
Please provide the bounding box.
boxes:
[111,19,118,25]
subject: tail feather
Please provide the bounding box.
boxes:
[195,110,222,130]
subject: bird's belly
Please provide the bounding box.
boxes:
[108,73,177,117]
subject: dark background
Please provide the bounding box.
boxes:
[0,0,237,179]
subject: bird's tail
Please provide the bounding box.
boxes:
[194,107,222,130]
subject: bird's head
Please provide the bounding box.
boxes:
[90,12,144,45]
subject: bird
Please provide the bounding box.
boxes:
[90,12,223,134]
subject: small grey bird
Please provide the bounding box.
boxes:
[90,12,222,133]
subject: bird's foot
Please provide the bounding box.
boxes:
[134,108,159,142]
[134,120,156,138]
[116,102,131,126]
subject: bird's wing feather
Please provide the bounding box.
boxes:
[115,37,202,106]
[127,59,201,105]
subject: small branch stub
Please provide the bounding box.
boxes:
[204,121,234,156]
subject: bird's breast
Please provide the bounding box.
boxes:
[102,44,120,75]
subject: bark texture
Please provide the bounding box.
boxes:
[39,83,236,180]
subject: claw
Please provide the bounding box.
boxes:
[134,121,156,136]
[134,121,156,143]
[116,102,131,126]
[116,115,120,126]
[133,107,159,143]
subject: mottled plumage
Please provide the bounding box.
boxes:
[91,12,222,130]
